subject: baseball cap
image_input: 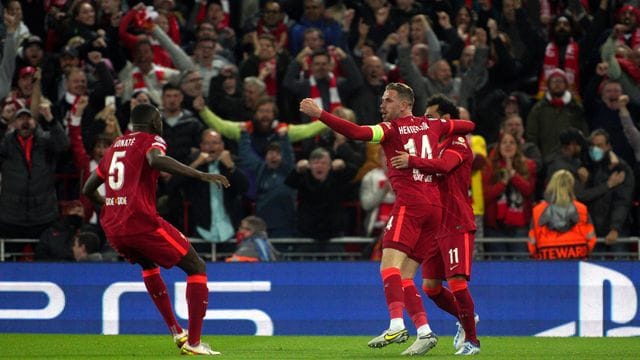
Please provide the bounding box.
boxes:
[19,66,36,78]
[14,107,33,118]
[22,35,43,49]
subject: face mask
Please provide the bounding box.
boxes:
[589,146,605,162]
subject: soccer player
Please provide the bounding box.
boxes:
[82,104,230,356]
[299,83,474,355]
[390,94,480,355]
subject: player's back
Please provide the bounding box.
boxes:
[381,115,451,207]
[438,136,476,235]
[97,131,167,237]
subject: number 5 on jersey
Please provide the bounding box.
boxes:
[108,151,126,190]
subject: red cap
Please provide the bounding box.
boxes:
[19,66,36,78]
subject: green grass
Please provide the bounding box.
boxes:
[0,334,639,359]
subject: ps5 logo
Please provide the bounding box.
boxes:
[536,262,640,337]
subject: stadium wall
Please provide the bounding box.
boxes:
[1,262,639,337]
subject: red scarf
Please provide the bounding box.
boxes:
[619,27,640,51]
[257,19,289,49]
[538,40,580,98]
[617,56,640,84]
[259,59,278,96]
[309,72,342,115]
[132,67,165,92]
[17,134,34,171]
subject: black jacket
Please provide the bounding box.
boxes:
[0,122,69,226]
[181,153,249,234]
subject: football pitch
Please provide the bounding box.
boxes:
[1,334,639,359]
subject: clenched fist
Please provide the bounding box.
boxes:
[299,98,322,118]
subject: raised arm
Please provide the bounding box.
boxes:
[287,121,328,142]
[193,96,242,140]
[300,98,373,141]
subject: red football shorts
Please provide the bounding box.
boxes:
[382,203,442,262]
[107,217,191,268]
[422,231,475,280]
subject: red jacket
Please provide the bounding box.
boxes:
[482,158,537,229]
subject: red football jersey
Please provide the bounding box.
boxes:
[96,132,167,237]
[380,115,454,207]
[437,135,476,235]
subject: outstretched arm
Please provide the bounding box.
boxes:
[449,120,475,136]
[300,98,374,141]
[391,149,463,174]
[146,148,230,188]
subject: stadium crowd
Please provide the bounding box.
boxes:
[0,0,639,261]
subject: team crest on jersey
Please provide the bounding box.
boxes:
[452,136,468,148]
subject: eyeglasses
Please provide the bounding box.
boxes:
[187,77,203,83]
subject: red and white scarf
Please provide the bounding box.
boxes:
[619,28,640,51]
[309,72,341,114]
[132,66,165,93]
[538,40,580,99]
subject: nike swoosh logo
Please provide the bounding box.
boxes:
[384,330,405,341]
[449,264,459,271]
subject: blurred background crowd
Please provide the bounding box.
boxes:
[0,0,639,261]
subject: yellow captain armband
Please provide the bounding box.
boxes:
[369,125,384,143]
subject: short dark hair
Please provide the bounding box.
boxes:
[266,141,281,153]
[385,83,414,107]
[311,48,330,61]
[130,103,159,126]
[558,127,586,146]
[162,82,182,94]
[590,128,610,144]
[254,97,278,117]
[426,94,459,118]
[77,232,101,254]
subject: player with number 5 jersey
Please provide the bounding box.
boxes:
[83,104,229,356]
[299,83,475,356]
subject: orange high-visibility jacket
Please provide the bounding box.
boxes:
[528,200,596,260]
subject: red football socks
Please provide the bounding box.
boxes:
[423,284,459,319]
[449,278,478,344]
[186,274,209,346]
[142,268,183,336]
[402,278,427,328]
[381,267,404,319]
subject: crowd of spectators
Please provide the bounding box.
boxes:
[0,0,639,260]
